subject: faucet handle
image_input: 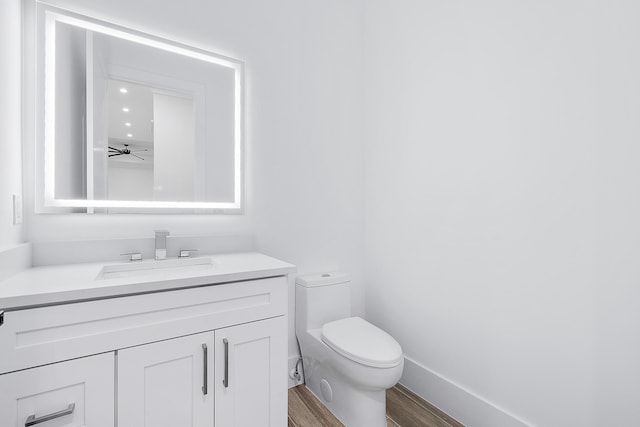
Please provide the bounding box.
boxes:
[179,249,198,258]
[154,230,169,260]
[121,252,143,261]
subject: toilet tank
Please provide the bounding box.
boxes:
[295,272,351,332]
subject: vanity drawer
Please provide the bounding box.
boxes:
[0,352,114,427]
[0,276,286,374]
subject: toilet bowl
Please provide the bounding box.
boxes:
[295,273,404,427]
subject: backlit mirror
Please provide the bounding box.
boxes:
[36,5,244,213]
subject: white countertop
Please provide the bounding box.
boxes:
[0,252,296,310]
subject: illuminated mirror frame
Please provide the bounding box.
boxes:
[35,4,244,213]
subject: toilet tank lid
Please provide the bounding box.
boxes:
[296,272,350,287]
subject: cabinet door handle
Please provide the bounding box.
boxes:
[25,402,75,426]
[223,338,229,388]
[202,343,208,395]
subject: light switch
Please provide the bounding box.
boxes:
[13,194,22,225]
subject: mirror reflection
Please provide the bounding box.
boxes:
[106,80,197,203]
[40,9,243,212]
[107,80,156,202]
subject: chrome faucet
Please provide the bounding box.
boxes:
[154,230,169,260]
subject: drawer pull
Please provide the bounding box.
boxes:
[223,338,229,388]
[202,343,208,395]
[25,402,75,426]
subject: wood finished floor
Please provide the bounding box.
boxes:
[288,384,465,427]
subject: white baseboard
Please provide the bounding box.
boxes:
[288,354,304,388]
[400,356,532,427]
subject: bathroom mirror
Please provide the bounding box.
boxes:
[35,5,244,213]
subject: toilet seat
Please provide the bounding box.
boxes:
[321,317,403,368]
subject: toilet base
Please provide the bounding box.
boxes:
[304,359,387,427]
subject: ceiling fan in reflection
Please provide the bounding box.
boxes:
[108,144,148,161]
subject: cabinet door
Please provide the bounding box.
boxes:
[118,332,215,427]
[0,352,114,427]
[215,316,287,427]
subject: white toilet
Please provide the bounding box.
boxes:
[295,272,404,427]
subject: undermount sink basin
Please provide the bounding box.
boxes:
[96,257,214,280]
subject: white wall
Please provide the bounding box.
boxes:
[0,0,24,249]
[364,1,640,426]
[107,165,154,201]
[153,93,195,201]
[247,0,366,368]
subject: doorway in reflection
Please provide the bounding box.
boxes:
[105,79,195,203]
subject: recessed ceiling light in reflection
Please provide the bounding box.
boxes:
[127,133,133,138]
[125,122,131,127]
[122,107,130,112]
[119,87,128,94]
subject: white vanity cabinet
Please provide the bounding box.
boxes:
[215,316,287,426]
[118,331,216,427]
[117,316,287,427]
[0,352,115,427]
[0,267,290,427]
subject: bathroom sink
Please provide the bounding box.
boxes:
[96,257,214,280]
